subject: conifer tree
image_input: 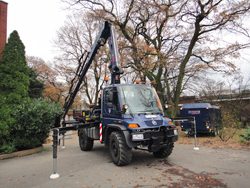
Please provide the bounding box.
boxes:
[28,67,45,99]
[0,30,29,146]
[0,30,30,104]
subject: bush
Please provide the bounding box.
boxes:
[0,100,16,153]
[238,139,246,144]
[0,103,15,143]
[219,109,240,142]
[240,126,250,141]
[8,98,62,151]
[0,142,15,154]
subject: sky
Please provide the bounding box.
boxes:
[6,0,69,62]
[5,0,250,84]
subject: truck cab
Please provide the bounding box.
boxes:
[104,84,178,162]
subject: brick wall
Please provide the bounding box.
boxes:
[0,1,7,59]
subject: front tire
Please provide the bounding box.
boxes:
[109,131,132,166]
[79,130,94,151]
[153,143,174,158]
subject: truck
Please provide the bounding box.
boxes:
[54,21,178,166]
[180,103,222,136]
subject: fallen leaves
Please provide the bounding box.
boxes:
[164,167,227,188]
[176,127,250,150]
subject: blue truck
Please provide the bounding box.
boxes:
[180,103,222,136]
[53,21,178,166]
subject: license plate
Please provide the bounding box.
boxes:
[132,134,144,140]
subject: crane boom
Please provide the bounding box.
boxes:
[62,21,123,123]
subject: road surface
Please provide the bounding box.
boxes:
[0,133,249,188]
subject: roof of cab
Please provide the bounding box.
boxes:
[182,103,220,109]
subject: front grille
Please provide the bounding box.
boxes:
[168,129,174,135]
[145,120,163,126]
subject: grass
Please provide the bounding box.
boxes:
[176,126,250,150]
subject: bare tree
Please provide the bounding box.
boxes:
[53,12,111,106]
[26,56,68,103]
[61,0,250,117]
[197,76,250,141]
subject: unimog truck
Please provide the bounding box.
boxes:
[54,21,178,166]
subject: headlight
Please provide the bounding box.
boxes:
[132,134,144,140]
[174,129,178,135]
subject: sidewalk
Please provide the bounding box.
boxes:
[0,146,44,160]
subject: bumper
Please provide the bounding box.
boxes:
[131,128,178,152]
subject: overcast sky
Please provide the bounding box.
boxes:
[6,0,68,62]
[5,0,250,83]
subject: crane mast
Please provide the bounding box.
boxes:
[61,21,123,124]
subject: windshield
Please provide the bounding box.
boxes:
[118,85,163,115]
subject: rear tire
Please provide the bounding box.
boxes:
[79,130,94,151]
[109,131,132,166]
[153,143,174,158]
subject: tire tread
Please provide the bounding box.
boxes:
[109,131,132,166]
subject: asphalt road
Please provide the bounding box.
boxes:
[0,133,249,188]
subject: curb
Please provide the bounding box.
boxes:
[0,146,44,160]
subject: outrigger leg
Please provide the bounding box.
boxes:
[50,128,60,179]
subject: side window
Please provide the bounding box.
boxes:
[105,89,112,103]
[113,91,118,115]
[104,88,119,116]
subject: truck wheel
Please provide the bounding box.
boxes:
[109,131,132,166]
[153,143,174,158]
[79,131,94,151]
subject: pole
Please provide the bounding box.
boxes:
[193,117,199,150]
[50,128,60,179]
[61,133,65,149]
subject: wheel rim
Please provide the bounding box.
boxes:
[111,141,118,158]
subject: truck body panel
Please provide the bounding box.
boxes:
[180,103,222,135]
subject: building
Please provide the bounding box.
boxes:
[179,89,250,124]
[0,0,7,59]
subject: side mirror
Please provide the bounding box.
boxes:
[121,104,128,114]
[164,104,169,109]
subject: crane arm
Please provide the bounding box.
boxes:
[61,21,123,124]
